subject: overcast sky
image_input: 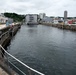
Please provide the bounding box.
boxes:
[0,0,76,17]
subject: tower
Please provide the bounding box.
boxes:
[64,11,67,19]
[64,10,68,24]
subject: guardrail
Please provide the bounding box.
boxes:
[0,31,9,44]
[0,45,45,75]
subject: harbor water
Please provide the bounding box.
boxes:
[6,24,76,75]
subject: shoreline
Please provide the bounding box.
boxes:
[41,23,76,31]
[0,22,21,75]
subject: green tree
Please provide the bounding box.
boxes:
[4,12,25,22]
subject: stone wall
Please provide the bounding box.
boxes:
[42,23,76,31]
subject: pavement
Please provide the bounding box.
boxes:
[0,24,6,29]
[0,23,20,30]
[0,67,8,75]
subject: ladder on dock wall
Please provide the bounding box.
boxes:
[0,45,45,75]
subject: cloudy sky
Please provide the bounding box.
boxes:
[0,0,76,17]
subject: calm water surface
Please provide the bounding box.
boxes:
[7,24,76,75]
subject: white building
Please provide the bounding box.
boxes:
[25,14,38,25]
[0,13,13,24]
[42,16,53,23]
[53,20,58,24]
[39,13,46,19]
[0,13,8,23]
[53,17,64,24]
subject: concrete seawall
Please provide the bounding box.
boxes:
[0,23,21,75]
[0,23,21,47]
[42,23,76,31]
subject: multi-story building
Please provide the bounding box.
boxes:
[42,16,53,23]
[64,11,67,19]
[39,13,46,19]
[0,13,13,25]
[0,13,8,23]
[64,10,68,24]
[25,14,38,25]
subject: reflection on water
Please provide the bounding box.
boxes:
[7,25,76,75]
[27,25,37,27]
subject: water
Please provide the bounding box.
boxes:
[7,24,76,75]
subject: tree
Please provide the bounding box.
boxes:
[4,12,25,22]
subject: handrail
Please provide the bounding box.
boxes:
[8,60,26,75]
[0,45,45,75]
[0,49,26,75]
[0,31,9,38]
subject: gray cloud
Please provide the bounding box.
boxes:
[13,0,30,2]
[0,0,76,16]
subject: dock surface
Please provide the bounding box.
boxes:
[0,24,6,29]
[0,67,8,75]
[0,23,20,30]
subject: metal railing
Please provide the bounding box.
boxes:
[0,45,45,75]
[0,44,26,75]
[0,31,9,44]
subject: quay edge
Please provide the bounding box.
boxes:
[0,23,21,75]
[41,23,76,31]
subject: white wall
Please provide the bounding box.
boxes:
[0,16,8,23]
[53,20,58,24]
[25,14,38,24]
[39,13,46,19]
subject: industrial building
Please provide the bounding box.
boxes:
[25,14,38,25]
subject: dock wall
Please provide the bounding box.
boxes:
[0,23,21,75]
[0,23,21,47]
[41,23,76,31]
